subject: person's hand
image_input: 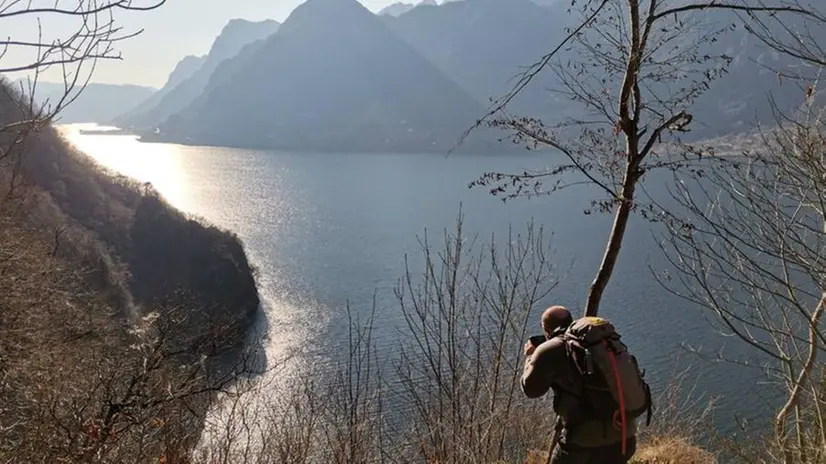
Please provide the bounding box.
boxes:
[524,341,536,357]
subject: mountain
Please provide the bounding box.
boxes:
[117,18,280,129]
[384,0,570,122]
[167,55,208,88]
[114,54,205,125]
[386,0,818,140]
[378,0,437,16]
[154,0,497,153]
[25,82,157,124]
[690,20,826,138]
[378,2,415,16]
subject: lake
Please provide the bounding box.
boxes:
[60,123,772,439]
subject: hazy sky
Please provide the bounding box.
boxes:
[6,0,410,88]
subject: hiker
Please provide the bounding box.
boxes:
[522,305,651,464]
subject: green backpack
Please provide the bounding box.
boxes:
[562,317,653,443]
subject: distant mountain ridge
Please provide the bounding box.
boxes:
[112,0,819,153]
[378,2,415,16]
[378,0,436,16]
[115,18,280,129]
[25,82,157,124]
[385,0,569,121]
[689,15,826,138]
[151,0,499,153]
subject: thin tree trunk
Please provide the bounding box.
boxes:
[775,294,825,462]
[585,171,638,317]
[584,0,642,318]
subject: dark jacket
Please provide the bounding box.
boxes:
[521,336,637,447]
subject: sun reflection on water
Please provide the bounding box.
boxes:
[58,124,315,450]
[59,123,313,368]
[59,123,191,212]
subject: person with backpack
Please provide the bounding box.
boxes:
[521,306,652,464]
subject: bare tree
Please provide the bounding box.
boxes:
[741,0,826,69]
[0,0,165,193]
[1,298,264,463]
[467,0,818,317]
[395,218,560,463]
[659,88,826,462]
[645,5,826,461]
[193,304,386,464]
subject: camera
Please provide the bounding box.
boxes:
[528,334,547,347]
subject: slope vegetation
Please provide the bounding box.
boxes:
[0,79,261,462]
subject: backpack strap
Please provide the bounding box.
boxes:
[645,383,653,427]
[604,339,628,457]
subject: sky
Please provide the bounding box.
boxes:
[4,0,409,88]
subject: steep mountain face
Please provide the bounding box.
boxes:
[114,54,205,125]
[385,0,570,121]
[387,0,819,140]
[109,0,816,152]
[118,19,280,129]
[207,18,281,64]
[691,20,826,138]
[377,2,415,16]
[158,0,496,153]
[27,82,157,124]
[167,55,207,88]
[378,1,437,17]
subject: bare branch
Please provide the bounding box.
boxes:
[651,2,819,23]
[0,0,166,19]
[453,0,611,151]
[640,111,692,158]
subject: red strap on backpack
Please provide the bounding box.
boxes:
[605,340,628,456]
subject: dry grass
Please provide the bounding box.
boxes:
[522,438,716,464]
[524,448,550,464]
[631,437,717,464]
[631,437,716,464]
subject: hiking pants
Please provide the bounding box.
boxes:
[550,437,637,464]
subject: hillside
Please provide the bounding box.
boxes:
[385,0,570,121]
[114,54,206,125]
[153,0,500,153]
[25,82,158,124]
[0,79,262,460]
[690,19,826,138]
[117,19,280,129]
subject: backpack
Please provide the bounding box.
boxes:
[562,316,652,447]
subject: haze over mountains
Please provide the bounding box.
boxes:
[379,0,557,15]
[115,19,280,129]
[98,0,816,153]
[384,0,567,120]
[113,55,205,125]
[24,82,157,124]
[156,0,494,152]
